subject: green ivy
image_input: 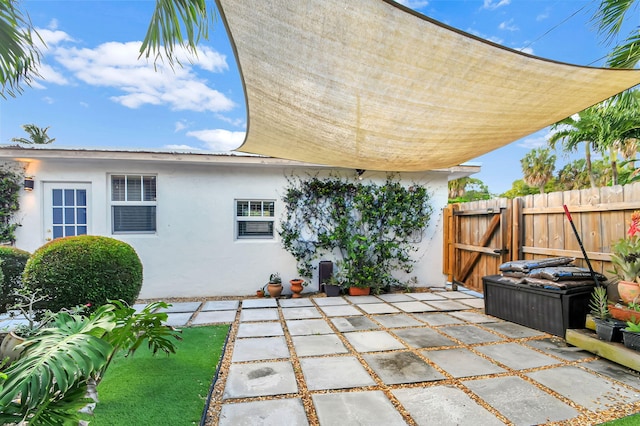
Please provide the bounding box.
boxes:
[0,167,22,244]
[280,175,432,291]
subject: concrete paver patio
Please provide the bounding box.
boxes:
[3,289,639,425]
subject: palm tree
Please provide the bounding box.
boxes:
[593,0,640,68]
[0,0,211,97]
[11,124,55,144]
[521,147,556,194]
[549,109,601,188]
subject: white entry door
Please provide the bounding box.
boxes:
[43,183,91,241]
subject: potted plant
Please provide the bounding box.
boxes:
[622,320,640,351]
[256,284,266,298]
[590,285,625,342]
[610,210,640,304]
[0,288,50,362]
[267,273,283,298]
[289,278,307,298]
[323,262,346,297]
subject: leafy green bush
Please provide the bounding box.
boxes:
[0,246,30,313]
[23,236,143,312]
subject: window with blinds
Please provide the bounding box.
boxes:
[236,200,275,239]
[111,175,157,233]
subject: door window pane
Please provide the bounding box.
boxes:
[53,226,63,239]
[53,208,63,224]
[53,189,63,206]
[65,208,75,224]
[77,190,87,206]
[65,226,75,236]
[64,189,75,206]
[77,208,87,225]
[77,226,87,235]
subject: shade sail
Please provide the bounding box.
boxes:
[216,0,640,171]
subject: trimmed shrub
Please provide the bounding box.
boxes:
[23,236,143,313]
[0,246,30,313]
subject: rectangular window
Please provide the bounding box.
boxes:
[236,200,275,239]
[111,175,157,234]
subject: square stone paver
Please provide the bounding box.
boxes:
[292,334,349,356]
[286,319,334,335]
[412,313,464,326]
[313,391,406,425]
[279,298,314,308]
[377,293,415,303]
[465,376,578,425]
[344,330,405,352]
[219,398,309,426]
[191,310,236,325]
[393,328,458,348]
[223,361,298,399]
[527,366,640,411]
[439,292,476,300]
[242,299,278,309]
[481,321,546,338]
[364,351,444,384]
[300,356,375,390]
[358,303,401,315]
[331,316,379,332]
[448,311,500,324]
[424,300,470,311]
[231,336,290,362]
[524,337,593,361]
[240,308,279,322]
[457,298,486,309]
[371,314,422,328]
[583,359,640,390]
[393,386,504,426]
[345,295,381,304]
[313,297,349,306]
[475,343,559,370]
[202,300,239,311]
[282,307,322,320]
[237,322,284,338]
[159,302,201,313]
[424,348,505,378]
[319,305,363,317]
[391,301,435,313]
[165,312,192,326]
[406,293,446,301]
[438,325,504,345]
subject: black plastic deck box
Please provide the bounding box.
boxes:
[482,275,594,337]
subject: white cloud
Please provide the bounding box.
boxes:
[466,28,503,45]
[51,40,235,112]
[215,114,246,128]
[499,19,518,32]
[518,130,552,149]
[164,144,202,150]
[483,0,510,10]
[37,63,69,85]
[42,96,54,104]
[537,9,550,21]
[47,19,59,30]
[515,47,534,55]
[174,120,189,132]
[37,28,75,50]
[186,129,246,151]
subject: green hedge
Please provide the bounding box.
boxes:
[0,246,30,313]
[23,236,143,312]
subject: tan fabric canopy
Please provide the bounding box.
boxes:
[216,0,640,171]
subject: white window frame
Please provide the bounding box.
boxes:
[109,174,157,234]
[235,199,276,240]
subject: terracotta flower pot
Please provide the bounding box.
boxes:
[267,283,283,298]
[0,331,26,363]
[618,280,640,304]
[609,304,640,324]
[348,287,370,296]
[290,279,304,298]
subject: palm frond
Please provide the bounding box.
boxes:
[139,0,213,68]
[606,29,640,68]
[594,0,636,41]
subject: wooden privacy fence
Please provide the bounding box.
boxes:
[442,182,640,293]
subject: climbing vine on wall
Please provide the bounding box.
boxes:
[0,165,22,244]
[280,175,432,291]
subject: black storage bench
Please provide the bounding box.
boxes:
[482,275,594,337]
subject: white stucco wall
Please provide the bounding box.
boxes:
[7,152,454,298]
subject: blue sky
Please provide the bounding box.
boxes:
[0,0,628,194]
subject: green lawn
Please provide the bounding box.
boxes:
[601,413,640,425]
[86,324,229,426]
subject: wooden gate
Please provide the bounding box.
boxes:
[443,199,512,292]
[443,182,640,293]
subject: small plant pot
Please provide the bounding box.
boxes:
[0,331,26,363]
[622,330,640,351]
[290,279,304,298]
[324,284,341,297]
[348,287,370,296]
[256,290,265,297]
[267,283,283,298]
[618,281,640,305]
[594,318,626,342]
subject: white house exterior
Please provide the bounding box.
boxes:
[0,147,479,299]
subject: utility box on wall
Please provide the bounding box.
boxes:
[318,261,333,292]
